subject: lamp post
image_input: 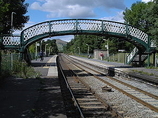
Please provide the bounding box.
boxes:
[86,44,89,56]
[49,46,52,56]
[78,47,80,55]
[11,12,16,33]
[73,48,75,54]
[103,39,109,57]
[40,40,43,52]
[35,42,40,60]
[45,44,48,56]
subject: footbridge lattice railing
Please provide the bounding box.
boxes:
[1,19,150,49]
[0,19,154,65]
[21,19,149,45]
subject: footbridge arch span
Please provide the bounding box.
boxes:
[20,19,150,51]
[1,19,155,65]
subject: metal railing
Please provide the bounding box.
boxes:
[1,53,20,72]
[0,52,36,75]
[126,47,138,64]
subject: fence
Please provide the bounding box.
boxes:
[1,53,21,72]
[0,52,38,78]
[104,53,128,64]
[1,52,157,78]
[105,53,158,67]
[72,52,158,67]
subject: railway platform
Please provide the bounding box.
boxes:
[70,55,158,85]
[0,54,157,118]
[31,55,67,118]
[0,55,67,118]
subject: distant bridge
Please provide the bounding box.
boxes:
[0,19,156,66]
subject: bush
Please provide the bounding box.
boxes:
[12,61,41,79]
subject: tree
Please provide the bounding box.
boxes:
[0,0,29,34]
[65,34,134,55]
[51,40,58,54]
[145,0,158,46]
[123,1,150,32]
[123,1,158,46]
[0,1,9,33]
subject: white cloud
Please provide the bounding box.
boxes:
[24,21,37,29]
[67,5,96,18]
[142,0,153,3]
[101,11,124,23]
[30,2,42,10]
[30,0,126,18]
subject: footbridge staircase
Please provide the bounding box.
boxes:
[0,19,156,66]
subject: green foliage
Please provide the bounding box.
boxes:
[123,2,149,32]
[123,1,158,46]
[65,35,134,54]
[104,53,127,63]
[65,35,104,54]
[145,0,158,46]
[49,40,59,54]
[29,39,59,55]
[29,44,35,53]
[0,53,41,79]
[0,2,9,18]
[0,0,29,34]
[13,61,41,79]
[0,2,9,32]
[132,69,157,77]
[146,66,158,69]
[0,68,11,79]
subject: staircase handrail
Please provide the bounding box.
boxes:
[127,47,138,64]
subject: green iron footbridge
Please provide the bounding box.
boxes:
[0,19,156,66]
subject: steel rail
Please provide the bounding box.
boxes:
[69,55,158,100]
[58,56,85,118]
[62,54,124,118]
[64,54,158,113]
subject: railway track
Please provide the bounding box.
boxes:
[59,54,158,118]
[57,54,121,118]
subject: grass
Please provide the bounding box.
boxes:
[132,70,157,77]
[1,60,41,79]
[0,52,42,80]
[13,61,41,79]
[146,66,158,69]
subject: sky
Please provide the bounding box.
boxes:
[16,0,153,42]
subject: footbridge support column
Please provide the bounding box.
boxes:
[19,48,31,65]
[153,52,156,67]
[139,53,142,67]
[0,49,2,76]
[147,53,150,67]
[19,46,26,63]
[0,37,3,76]
[19,49,25,61]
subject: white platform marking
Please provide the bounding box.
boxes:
[47,55,58,77]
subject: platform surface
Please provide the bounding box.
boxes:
[70,55,158,84]
[0,55,67,118]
